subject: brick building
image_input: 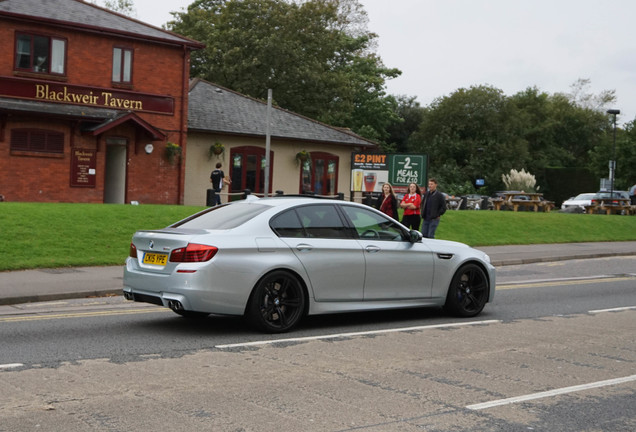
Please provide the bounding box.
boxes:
[0,0,203,203]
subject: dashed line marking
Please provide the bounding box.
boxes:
[215,320,502,349]
[467,374,636,410]
[0,363,23,370]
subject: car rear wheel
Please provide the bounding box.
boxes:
[444,263,489,317]
[247,271,306,333]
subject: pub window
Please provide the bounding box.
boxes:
[299,152,339,195]
[229,146,273,198]
[15,33,66,75]
[11,129,64,154]
[112,47,133,83]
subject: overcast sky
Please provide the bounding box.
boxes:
[130,0,636,124]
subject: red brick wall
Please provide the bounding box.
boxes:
[0,17,190,204]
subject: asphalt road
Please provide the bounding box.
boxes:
[1,257,635,431]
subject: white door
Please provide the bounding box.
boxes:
[104,139,127,204]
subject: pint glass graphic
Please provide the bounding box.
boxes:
[353,169,363,191]
[364,172,377,192]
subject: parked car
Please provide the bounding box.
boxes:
[561,193,596,211]
[123,196,496,333]
[464,194,492,210]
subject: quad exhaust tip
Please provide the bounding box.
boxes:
[168,300,184,311]
[123,291,134,301]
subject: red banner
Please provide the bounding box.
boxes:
[0,77,174,115]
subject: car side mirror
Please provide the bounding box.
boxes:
[408,230,423,243]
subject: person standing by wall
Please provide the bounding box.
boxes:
[376,183,398,219]
[400,182,422,230]
[420,178,446,238]
[210,163,231,205]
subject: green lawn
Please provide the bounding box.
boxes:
[1,202,635,271]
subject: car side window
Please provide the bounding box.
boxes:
[270,209,305,238]
[341,206,406,241]
[295,205,350,239]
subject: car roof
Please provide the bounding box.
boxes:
[235,195,365,210]
[596,190,628,195]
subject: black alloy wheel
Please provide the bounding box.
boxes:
[445,263,489,317]
[248,271,306,333]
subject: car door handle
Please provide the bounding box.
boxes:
[365,245,381,253]
[296,243,313,252]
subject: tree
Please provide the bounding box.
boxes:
[589,116,635,190]
[385,96,425,153]
[92,0,136,17]
[618,119,636,189]
[407,82,615,195]
[408,85,528,193]
[167,0,400,141]
[567,78,616,112]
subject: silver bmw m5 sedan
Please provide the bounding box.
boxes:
[123,196,496,333]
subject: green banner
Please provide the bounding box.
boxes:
[389,154,427,186]
[351,153,427,192]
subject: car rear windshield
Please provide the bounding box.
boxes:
[575,194,596,200]
[170,203,271,230]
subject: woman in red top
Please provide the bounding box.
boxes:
[376,183,398,219]
[400,182,422,230]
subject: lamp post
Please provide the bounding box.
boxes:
[607,109,620,200]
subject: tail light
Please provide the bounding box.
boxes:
[129,243,138,258]
[170,243,218,263]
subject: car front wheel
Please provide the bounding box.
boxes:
[445,263,489,317]
[247,271,306,333]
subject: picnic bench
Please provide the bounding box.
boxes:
[584,198,634,215]
[492,192,554,212]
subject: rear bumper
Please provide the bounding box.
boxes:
[123,258,248,316]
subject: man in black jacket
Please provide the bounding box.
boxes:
[420,178,446,238]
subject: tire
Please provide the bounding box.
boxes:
[247,271,306,333]
[444,263,489,317]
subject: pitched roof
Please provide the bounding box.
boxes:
[188,79,377,148]
[0,0,203,48]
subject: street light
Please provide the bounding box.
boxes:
[607,109,620,201]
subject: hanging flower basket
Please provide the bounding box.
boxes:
[295,150,311,166]
[164,142,182,165]
[208,141,225,159]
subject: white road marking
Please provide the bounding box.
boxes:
[0,363,23,370]
[498,276,635,290]
[215,319,502,349]
[589,306,636,313]
[467,374,636,410]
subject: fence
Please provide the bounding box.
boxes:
[206,189,345,206]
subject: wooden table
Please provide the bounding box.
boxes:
[584,198,633,215]
[494,192,554,212]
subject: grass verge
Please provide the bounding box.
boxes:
[1,202,634,271]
